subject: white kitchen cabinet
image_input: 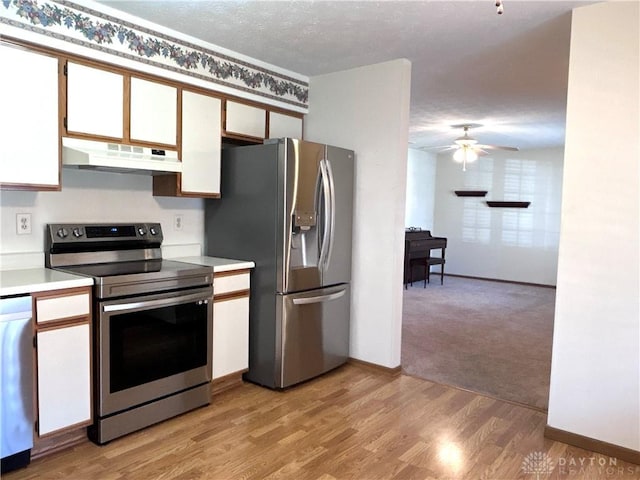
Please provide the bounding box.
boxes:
[33,287,92,437]
[36,324,91,436]
[213,297,249,379]
[181,90,222,195]
[66,62,123,139]
[212,271,250,379]
[0,44,59,188]
[268,112,303,140]
[130,77,177,146]
[225,101,266,138]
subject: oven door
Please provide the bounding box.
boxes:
[96,286,213,417]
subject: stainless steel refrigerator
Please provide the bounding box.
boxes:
[205,138,354,389]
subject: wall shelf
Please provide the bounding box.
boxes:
[486,201,531,208]
[454,190,488,197]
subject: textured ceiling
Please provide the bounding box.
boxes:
[97,0,598,151]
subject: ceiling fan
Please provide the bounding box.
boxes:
[428,124,519,171]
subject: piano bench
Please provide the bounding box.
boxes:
[410,257,445,287]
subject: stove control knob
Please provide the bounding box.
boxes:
[137,227,147,236]
[72,228,84,238]
[149,227,158,236]
[56,228,68,239]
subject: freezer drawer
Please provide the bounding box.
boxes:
[277,284,350,388]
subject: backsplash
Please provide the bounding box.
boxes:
[0,169,204,269]
[0,0,309,110]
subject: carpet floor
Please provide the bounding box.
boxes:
[401,275,555,411]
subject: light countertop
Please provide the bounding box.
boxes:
[175,256,255,273]
[0,257,253,297]
[0,268,94,297]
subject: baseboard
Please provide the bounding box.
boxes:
[544,425,640,465]
[211,371,246,395]
[348,358,402,376]
[32,427,87,460]
[445,273,556,289]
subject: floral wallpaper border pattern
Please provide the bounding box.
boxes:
[1,0,309,108]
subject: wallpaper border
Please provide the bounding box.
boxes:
[1,0,309,109]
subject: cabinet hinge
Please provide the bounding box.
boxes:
[63,64,68,76]
[34,420,38,433]
[64,117,67,129]
[33,335,37,348]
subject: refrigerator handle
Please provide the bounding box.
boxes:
[318,159,331,269]
[292,289,346,305]
[324,158,336,271]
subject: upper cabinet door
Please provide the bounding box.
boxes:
[181,91,222,195]
[0,44,59,189]
[66,62,123,139]
[130,77,177,146]
[225,101,266,138]
[268,112,303,139]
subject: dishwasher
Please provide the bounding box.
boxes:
[0,295,33,474]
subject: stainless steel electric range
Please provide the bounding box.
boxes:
[45,223,213,445]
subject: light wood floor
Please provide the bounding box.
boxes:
[5,364,638,479]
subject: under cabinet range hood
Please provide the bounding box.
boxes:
[62,137,182,175]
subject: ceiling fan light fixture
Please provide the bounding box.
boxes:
[454,136,478,147]
[453,147,478,163]
[453,146,478,171]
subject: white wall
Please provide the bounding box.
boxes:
[405,148,437,230]
[0,169,204,268]
[433,147,563,285]
[305,59,412,369]
[548,1,639,451]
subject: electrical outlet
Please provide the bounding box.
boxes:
[17,213,32,235]
[174,214,184,231]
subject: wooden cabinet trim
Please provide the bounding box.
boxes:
[123,74,131,142]
[214,290,250,302]
[35,316,91,331]
[36,414,93,440]
[0,182,61,191]
[57,56,65,188]
[221,132,263,145]
[31,286,92,301]
[215,269,252,278]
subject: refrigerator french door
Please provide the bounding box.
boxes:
[206,138,354,388]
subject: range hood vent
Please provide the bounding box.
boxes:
[62,137,181,175]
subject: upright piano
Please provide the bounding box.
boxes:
[404,229,448,287]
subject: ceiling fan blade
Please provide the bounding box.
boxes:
[476,144,519,152]
[422,145,457,151]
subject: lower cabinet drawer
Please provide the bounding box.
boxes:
[36,292,90,324]
[214,272,250,296]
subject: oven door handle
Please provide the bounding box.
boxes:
[102,291,211,313]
